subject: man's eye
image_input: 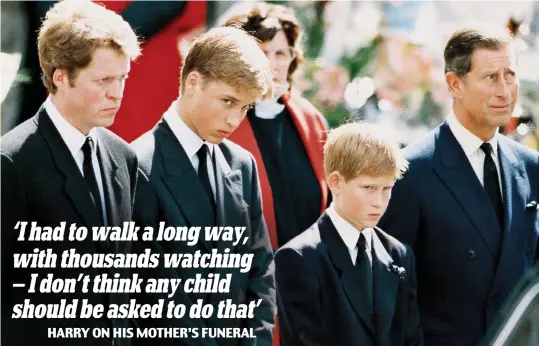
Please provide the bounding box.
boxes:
[223,100,233,106]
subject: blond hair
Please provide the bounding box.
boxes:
[324,123,408,181]
[181,26,273,100]
[38,0,141,94]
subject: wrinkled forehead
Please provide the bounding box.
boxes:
[470,44,518,72]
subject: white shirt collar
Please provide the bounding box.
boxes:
[446,111,498,158]
[326,204,372,253]
[44,96,98,155]
[163,100,214,158]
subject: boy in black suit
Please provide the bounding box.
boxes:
[131,27,276,346]
[275,123,423,346]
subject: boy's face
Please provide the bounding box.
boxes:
[330,173,396,230]
[182,72,257,144]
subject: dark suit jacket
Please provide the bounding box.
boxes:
[1,108,139,346]
[275,212,423,346]
[379,121,539,346]
[131,119,276,346]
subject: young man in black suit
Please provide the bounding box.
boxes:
[275,123,423,346]
[1,2,140,345]
[131,27,276,346]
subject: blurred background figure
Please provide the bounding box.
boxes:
[1,1,28,134]
[225,3,330,252]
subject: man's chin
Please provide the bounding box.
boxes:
[205,135,225,144]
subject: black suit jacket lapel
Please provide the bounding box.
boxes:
[95,130,124,254]
[157,120,214,252]
[318,213,376,339]
[36,108,101,227]
[95,131,122,227]
[213,145,245,229]
[371,228,400,343]
[432,122,502,258]
[491,138,528,289]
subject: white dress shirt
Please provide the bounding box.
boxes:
[44,96,108,223]
[326,204,373,268]
[164,101,216,199]
[446,112,504,200]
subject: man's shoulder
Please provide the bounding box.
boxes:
[1,116,40,157]
[96,127,136,158]
[374,227,412,260]
[276,223,322,258]
[218,138,256,173]
[130,127,161,174]
[499,134,539,166]
[402,126,439,162]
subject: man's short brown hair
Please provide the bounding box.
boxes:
[444,24,513,78]
[38,0,141,94]
[223,3,303,87]
[180,26,273,100]
[324,123,408,181]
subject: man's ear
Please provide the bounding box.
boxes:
[52,68,68,90]
[327,171,342,195]
[445,71,465,100]
[184,71,203,94]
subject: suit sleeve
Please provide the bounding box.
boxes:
[404,248,423,346]
[132,170,218,346]
[378,172,420,249]
[1,153,27,273]
[240,155,276,346]
[274,248,326,346]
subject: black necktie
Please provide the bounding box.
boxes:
[197,144,216,225]
[355,232,373,310]
[480,143,504,230]
[82,137,104,225]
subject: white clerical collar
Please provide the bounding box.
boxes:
[44,96,98,155]
[254,82,289,119]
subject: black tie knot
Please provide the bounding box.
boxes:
[480,142,493,156]
[82,137,94,157]
[197,143,212,165]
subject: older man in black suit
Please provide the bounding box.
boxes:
[1,2,140,345]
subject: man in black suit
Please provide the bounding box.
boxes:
[1,2,140,345]
[275,123,423,346]
[379,26,539,346]
[131,27,276,346]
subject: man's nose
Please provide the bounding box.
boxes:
[107,80,124,100]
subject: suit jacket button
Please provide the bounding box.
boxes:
[487,300,494,308]
[467,250,476,259]
[527,246,531,254]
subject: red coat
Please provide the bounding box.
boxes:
[228,92,329,250]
